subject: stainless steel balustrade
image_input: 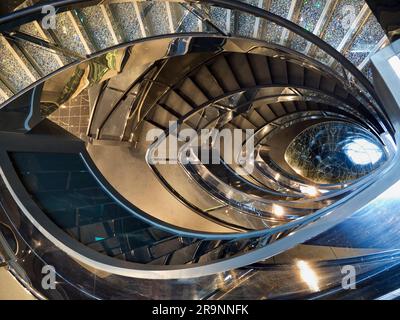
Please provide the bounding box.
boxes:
[144,81,388,218]
[0,0,398,300]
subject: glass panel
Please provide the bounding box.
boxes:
[108,1,142,42]
[50,11,90,57]
[234,0,260,37]
[138,1,173,36]
[289,0,328,52]
[209,5,228,32]
[259,0,292,43]
[285,121,388,184]
[321,0,365,48]
[0,36,38,92]
[75,6,117,50]
[169,2,202,33]
[344,14,386,67]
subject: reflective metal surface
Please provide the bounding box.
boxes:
[285,121,388,184]
[0,0,398,301]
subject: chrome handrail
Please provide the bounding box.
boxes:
[0,0,397,286]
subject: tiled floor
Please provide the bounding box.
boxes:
[48,89,90,138]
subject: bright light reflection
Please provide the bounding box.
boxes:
[300,185,319,197]
[344,138,383,165]
[389,55,400,80]
[272,204,284,217]
[293,167,303,176]
[377,179,400,200]
[297,260,320,292]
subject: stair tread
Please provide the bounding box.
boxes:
[227,53,257,88]
[209,55,241,92]
[193,65,225,98]
[77,6,116,50]
[108,2,142,42]
[0,36,37,92]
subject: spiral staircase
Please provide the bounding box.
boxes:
[0,0,400,300]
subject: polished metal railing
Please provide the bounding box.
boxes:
[0,0,398,301]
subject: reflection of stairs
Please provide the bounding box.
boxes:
[0,0,396,300]
[0,0,388,105]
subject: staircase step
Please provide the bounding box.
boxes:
[108,1,142,41]
[149,237,185,259]
[0,36,38,92]
[167,241,202,265]
[100,93,136,140]
[149,105,179,129]
[287,62,304,87]
[76,6,119,50]
[179,77,209,106]
[269,102,287,117]
[248,54,273,85]
[282,101,297,113]
[18,21,65,76]
[246,109,268,128]
[319,75,337,93]
[209,55,241,92]
[193,65,225,98]
[231,115,257,130]
[269,58,288,85]
[227,53,257,88]
[52,11,93,56]
[88,87,125,137]
[295,100,308,111]
[162,90,194,115]
[254,102,278,122]
[304,68,322,88]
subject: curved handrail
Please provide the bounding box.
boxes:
[0,0,397,285]
[0,0,101,32]
[1,149,397,279]
[80,150,253,235]
[146,107,392,228]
